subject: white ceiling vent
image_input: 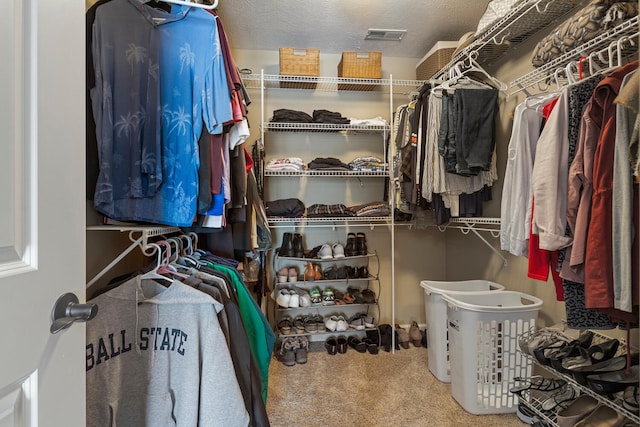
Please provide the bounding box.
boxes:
[365,29,407,41]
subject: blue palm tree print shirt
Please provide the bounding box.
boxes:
[91,0,232,226]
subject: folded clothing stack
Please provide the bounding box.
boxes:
[306,204,354,218]
[265,157,306,172]
[266,198,305,218]
[270,108,350,124]
[308,157,350,170]
[349,156,387,171]
[349,201,391,217]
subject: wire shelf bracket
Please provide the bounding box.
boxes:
[86,226,181,287]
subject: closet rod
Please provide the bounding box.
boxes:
[510,16,639,95]
[161,0,218,9]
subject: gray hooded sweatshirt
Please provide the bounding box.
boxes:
[87,275,249,426]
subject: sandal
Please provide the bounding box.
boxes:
[277,317,292,335]
[540,385,579,411]
[293,316,305,334]
[510,376,567,395]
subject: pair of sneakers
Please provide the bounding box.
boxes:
[276,336,308,366]
[277,267,298,283]
[275,288,311,308]
[308,287,335,306]
[325,315,348,332]
[318,243,345,259]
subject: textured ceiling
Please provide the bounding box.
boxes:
[215,0,493,59]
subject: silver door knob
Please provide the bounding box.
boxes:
[50,292,98,334]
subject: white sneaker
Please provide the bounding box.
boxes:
[298,290,311,307]
[324,315,338,332]
[318,244,333,260]
[276,289,291,308]
[288,290,300,308]
[332,243,345,258]
[287,267,298,282]
[335,316,349,332]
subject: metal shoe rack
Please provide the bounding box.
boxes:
[271,251,382,339]
[517,328,639,426]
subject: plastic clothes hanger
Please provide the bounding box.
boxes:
[140,243,174,285]
[156,240,190,279]
[459,56,508,92]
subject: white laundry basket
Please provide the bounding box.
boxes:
[442,291,543,415]
[419,280,505,383]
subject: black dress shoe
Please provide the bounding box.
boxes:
[325,337,337,355]
[348,336,367,353]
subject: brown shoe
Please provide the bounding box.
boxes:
[409,321,422,347]
[396,324,410,349]
[304,262,316,281]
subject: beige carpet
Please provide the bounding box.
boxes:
[266,344,522,427]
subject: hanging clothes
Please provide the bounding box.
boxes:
[91,0,234,226]
[613,70,639,312]
[584,60,638,312]
[500,94,556,257]
[86,276,250,427]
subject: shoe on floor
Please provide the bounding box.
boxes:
[325,336,338,355]
[295,336,308,364]
[337,336,348,354]
[276,337,298,366]
[395,324,410,349]
[347,336,367,353]
[409,321,422,347]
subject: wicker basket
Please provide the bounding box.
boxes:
[279,48,319,88]
[337,51,382,91]
[416,41,458,80]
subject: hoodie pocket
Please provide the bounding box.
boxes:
[111,392,177,427]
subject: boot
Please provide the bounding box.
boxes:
[279,232,294,257]
[378,324,392,352]
[292,233,304,258]
[356,232,367,256]
[345,232,357,257]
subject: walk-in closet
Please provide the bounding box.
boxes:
[0,0,637,426]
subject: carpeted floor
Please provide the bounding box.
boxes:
[266,344,522,427]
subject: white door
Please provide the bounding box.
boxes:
[0,0,86,425]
